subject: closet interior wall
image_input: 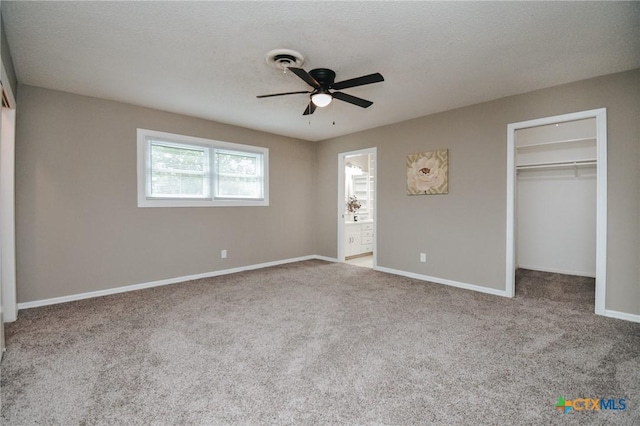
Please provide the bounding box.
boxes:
[516,118,597,277]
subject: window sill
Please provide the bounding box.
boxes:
[138,198,269,208]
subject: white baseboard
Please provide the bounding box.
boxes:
[17,255,329,310]
[17,257,640,324]
[313,255,339,263]
[374,266,508,297]
[603,309,640,323]
[517,264,596,278]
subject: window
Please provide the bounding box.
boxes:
[137,129,268,207]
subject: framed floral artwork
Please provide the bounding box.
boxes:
[406,149,449,195]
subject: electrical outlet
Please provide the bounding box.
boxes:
[420,253,426,263]
[221,249,227,259]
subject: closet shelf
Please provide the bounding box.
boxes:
[516,137,596,150]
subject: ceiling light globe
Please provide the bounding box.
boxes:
[311,93,332,107]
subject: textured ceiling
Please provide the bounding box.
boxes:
[3,1,639,141]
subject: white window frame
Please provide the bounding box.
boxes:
[137,129,269,207]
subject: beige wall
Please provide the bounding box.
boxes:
[15,85,317,302]
[15,69,640,317]
[315,69,640,315]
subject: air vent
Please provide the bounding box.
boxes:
[265,49,305,70]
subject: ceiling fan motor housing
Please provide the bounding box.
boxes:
[309,68,336,88]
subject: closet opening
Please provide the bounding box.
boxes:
[516,118,596,310]
[506,109,607,315]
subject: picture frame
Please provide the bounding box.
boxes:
[406,149,449,195]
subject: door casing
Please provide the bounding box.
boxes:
[337,147,377,266]
[505,108,607,314]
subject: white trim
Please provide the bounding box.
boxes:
[337,155,345,261]
[603,310,640,324]
[313,255,339,263]
[17,255,640,324]
[337,147,377,267]
[506,122,517,298]
[20,258,507,310]
[375,266,508,297]
[594,109,607,315]
[0,105,16,322]
[506,108,607,315]
[1,62,16,108]
[17,255,332,310]
[517,265,596,278]
[136,128,269,208]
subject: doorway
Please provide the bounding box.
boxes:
[338,147,377,268]
[506,109,607,315]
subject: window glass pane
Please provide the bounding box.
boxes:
[149,142,208,198]
[215,151,263,199]
[217,152,258,175]
[151,172,205,197]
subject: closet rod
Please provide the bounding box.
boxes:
[517,160,597,170]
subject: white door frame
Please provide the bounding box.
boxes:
[505,108,607,315]
[337,147,377,266]
[1,60,18,324]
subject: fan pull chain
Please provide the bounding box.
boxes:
[332,100,336,125]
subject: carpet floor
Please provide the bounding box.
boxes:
[1,261,639,425]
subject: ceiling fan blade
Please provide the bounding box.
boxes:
[302,101,316,116]
[332,91,373,108]
[289,67,321,89]
[256,90,311,98]
[332,73,384,90]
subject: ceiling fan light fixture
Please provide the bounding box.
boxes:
[311,92,332,107]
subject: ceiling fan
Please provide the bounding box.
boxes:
[257,67,384,115]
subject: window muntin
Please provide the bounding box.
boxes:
[137,129,268,207]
